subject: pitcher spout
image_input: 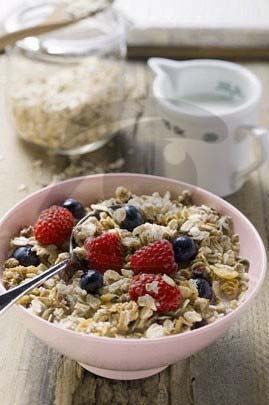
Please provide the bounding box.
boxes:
[148,58,186,76]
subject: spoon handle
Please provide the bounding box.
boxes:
[0,3,112,52]
[0,259,70,315]
[0,21,79,51]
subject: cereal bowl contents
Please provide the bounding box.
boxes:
[2,186,250,339]
[0,174,266,379]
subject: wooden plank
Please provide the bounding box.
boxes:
[116,0,269,31]
[3,45,269,61]
[190,62,269,405]
[127,45,269,61]
[53,358,193,405]
[191,175,268,405]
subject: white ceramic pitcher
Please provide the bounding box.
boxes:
[148,58,268,197]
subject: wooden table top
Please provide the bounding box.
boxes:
[0,58,268,405]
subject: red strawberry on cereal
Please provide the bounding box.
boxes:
[131,240,178,275]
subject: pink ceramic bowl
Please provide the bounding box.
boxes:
[0,174,266,380]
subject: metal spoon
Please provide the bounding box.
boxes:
[0,211,94,314]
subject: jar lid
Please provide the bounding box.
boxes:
[4,0,126,60]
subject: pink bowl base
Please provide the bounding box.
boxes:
[79,363,168,380]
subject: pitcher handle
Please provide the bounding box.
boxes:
[234,125,268,184]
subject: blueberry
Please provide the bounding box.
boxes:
[12,245,40,267]
[120,205,144,232]
[61,198,86,220]
[191,319,208,330]
[195,278,213,300]
[172,235,198,263]
[80,270,103,293]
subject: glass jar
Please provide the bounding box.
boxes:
[5,0,127,155]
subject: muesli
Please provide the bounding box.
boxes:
[2,187,249,338]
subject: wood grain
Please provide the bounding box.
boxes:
[127,45,269,61]
[0,58,268,405]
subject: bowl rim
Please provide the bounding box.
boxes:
[0,173,267,344]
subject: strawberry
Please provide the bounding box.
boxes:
[129,273,182,313]
[130,239,178,275]
[34,205,75,246]
[84,232,124,273]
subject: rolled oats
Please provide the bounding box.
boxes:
[146,324,166,338]
[183,311,202,324]
[11,58,126,151]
